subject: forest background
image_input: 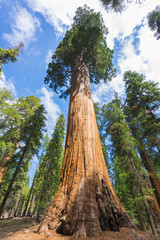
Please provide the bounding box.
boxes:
[0,0,160,227]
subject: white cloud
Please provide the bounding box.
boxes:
[45,49,53,65]
[116,22,160,86]
[26,0,100,36]
[37,86,61,134]
[101,0,160,48]
[0,72,16,95]
[26,0,159,47]
[3,6,41,47]
[92,18,160,103]
[92,82,114,103]
[137,20,160,85]
[24,0,160,105]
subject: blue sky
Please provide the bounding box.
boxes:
[0,0,160,183]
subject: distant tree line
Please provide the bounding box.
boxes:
[0,5,160,236]
[0,88,66,219]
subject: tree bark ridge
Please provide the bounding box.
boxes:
[37,60,135,237]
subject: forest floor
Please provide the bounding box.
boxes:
[0,217,160,240]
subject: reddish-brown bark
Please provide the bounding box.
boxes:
[0,141,18,183]
[0,154,11,183]
[141,149,160,206]
[132,130,160,206]
[37,61,135,237]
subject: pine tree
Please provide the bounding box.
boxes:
[36,6,134,237]
[101,99,160,235]
[0,90,41,182]
[0,170,29,218]
[31,134,50,217]
[37,114,66,216]
[0,105,46,217]
[22,165,39,216]
[0,88,20,182]
[123,71,160,205]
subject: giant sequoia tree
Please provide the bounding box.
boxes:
[36,6,134,237]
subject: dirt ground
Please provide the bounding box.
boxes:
[0,217,159,240]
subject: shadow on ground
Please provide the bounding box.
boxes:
[0,217,159,240]
[0,217,37,239]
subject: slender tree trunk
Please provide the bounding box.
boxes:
[134,199,147,232]
[37,59,135,237]
[21,200,26,217]
[115,97,160,233]
[0,164,21,217]
[131,126,160,206]
[28,193,35,216]
[34,202,39,218]
[140,148,160,206]
[0,137,30,217]
[122,113,160,232]
[14,190,23,217]
[23,166,38,216]
[145,200,158,236]
[37,177,47,216]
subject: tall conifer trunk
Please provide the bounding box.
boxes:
[23,166,38,216]
[37,59,135,237]
[0,141,18,183]
[131,125,160,206]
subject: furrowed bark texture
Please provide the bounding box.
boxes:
[37,61,135,237]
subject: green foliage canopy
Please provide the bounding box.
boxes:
[0,43,23,74]
[100,0,126,12]
[100,0,145,13]
[123,71,160,141]
[123,71,160,179]
[33,114,66,215]
[45,5,115,98]
[0,89,42,169]
[148,6,160,40]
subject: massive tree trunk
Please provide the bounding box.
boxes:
[37,59,135,238]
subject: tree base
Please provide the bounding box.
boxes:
[36,176,135,238]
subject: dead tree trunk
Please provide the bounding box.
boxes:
[37,60,135,237]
